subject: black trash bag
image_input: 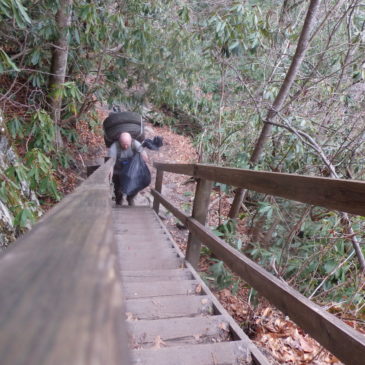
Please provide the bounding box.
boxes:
[119,153,151,196]
[142,136,163,150]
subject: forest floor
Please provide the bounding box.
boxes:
[58,110,355,365]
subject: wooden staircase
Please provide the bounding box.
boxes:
[113,206,265,365]
[2,159,364,365]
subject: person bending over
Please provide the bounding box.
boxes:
[108,132,148,206]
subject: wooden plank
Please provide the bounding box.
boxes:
[86,164,100,177]
[186,217,365,365]
[153,169,164,213]
[195,164,365,216]
[120,256,183,271]
[117,241,174,252]
[0,177,129,364]
[83,157,115,186]
[149,208,271,365]
[123,280,200,299]
[186,178,213,268]
[121,269,193,283]
[153,162,195,176]
[118,248,179,263]
[128,315,230,347]
[151,189,188,225]
[131,341,251,365]
[125,295,213,320]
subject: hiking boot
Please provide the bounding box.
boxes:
[115,193,123,206]
[127,196,135,206]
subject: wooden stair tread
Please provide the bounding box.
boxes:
[128,315,231,347]
[124,280,200,299]
[131,341,251,365]
[113,228,166,236]
[118,243,173,251]
[112,207,268,364]
[121,269,193,282]
[125,295,213,320]
[118,247,178,259]
[120,256,183,271]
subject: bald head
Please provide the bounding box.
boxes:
[119,132,132,150]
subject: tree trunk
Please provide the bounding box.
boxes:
[229,0,321,218]
[49,0,73,148]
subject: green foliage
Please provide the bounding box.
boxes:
[54,149,75,169]
[0,170,36,230]
[206,259,235,290]
[28,110,56,153]
[13,204,36,228]
[0,49,20,72]
[0,0,31,27]
[0,146,60,231]
[7,117,24,138]
[212,218,242,250]
[247,201,364,307]
[24,149,60,200]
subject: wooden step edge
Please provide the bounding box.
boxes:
[151,210,270,365]
[123,280,200,300]
[131,340,251,365]
[118,245,175,253]
[125,295,214,321]
[128,314,231,348]
[120,268,193,277]
[120,270,194,283]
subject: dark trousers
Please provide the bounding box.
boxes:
[112,172,137,204]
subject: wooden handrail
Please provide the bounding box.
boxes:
[0,158,131,365]
[152,163,365,365]
[153,162,195,176]
[154,162,365,216]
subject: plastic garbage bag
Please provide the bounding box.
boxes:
[142,136,163,150]
[119,153,151,196]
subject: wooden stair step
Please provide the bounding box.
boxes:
[113,226,165,235]
[120,256,183,271]
[121,269,193,282]
[118,243,173,252]
[117,239,170,248]
[118,247,177,258]
[113,227,166,235]
[128,315,231,348]
[125,295,213,320]
[115,233,168,241]
[131,340,251,365]
[124,280,201,299]
[118,237,169,246]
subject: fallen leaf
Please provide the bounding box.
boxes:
[195,284,202,294]
[262,307,272,317]
[299,337,315,353]
[153,335,167,349]
[218,322,229,331]
[126,312,136,321]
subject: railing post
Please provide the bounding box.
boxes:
[186,178,213,268]
[153,169,164,213]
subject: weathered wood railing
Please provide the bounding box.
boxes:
[152,162,365,365]
[0,158,131,365]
